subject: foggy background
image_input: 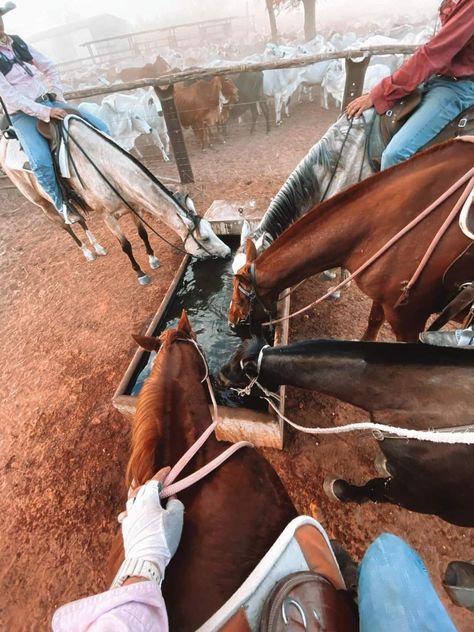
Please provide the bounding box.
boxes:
[8,0,440,43]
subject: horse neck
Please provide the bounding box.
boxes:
[254,115,370,244]
[69,121,190,240]
[260,340,474,428]
[126,339,212,487]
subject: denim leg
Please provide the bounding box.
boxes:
[358,534,457,632]
[381,77,474,170]
[11,110,64,209]
[48,100,110,135]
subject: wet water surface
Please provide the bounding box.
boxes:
[129,237,265,409]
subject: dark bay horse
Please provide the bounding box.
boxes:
[228,138,474,341]
[108,312,296,631]
[220,337,474,527]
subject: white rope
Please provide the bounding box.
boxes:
[234,378,474,445]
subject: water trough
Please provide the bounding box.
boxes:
[112,201,289,449]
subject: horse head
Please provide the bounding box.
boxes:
[172,192,231,259]
[218,335,267,388]
[228,238,262,327]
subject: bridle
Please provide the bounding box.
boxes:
[236,262,273,326]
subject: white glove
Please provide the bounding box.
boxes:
[121,477,184,581]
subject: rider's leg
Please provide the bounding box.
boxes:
[358,533,457,632]
[10,110,78,223]
[48,100,110,135]
[381,76,474,170]
[419,324,474,347]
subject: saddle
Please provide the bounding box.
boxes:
[197,517,358,631]
[367,91,474,171]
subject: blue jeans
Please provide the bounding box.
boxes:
[358,534,457,632]
[381,76,474,170]
[11,100,109,209]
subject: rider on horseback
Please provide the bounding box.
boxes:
[0,3,109,224]
[346,0,474,170]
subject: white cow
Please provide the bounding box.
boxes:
[262,44,302,125]
[130,88,170,162]
[321,60,392,111]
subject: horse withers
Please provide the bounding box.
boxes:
[108,311,297,631]
[220,336,474,527]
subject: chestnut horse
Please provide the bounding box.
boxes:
[228,138,474,341]
[108,311,296,631]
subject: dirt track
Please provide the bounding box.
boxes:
[0,101,472,630]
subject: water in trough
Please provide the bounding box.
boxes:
[128,236,266,410]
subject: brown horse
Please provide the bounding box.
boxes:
[108,311,296,631]
[228,138,474,341]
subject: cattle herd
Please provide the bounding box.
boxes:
[64,22,432,157]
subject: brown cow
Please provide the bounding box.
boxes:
[175,75,238,149]
[107,56,171,84]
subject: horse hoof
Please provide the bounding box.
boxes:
[82,247,96,262]
[320,270,337,281]
[323,476,345,502]
[94,244,108,256]
[138,274,151,286]
[374,454,391,477]
[149,255,161,270]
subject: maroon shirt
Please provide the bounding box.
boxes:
[371,0,474,114]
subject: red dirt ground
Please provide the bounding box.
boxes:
[0,101,472,630]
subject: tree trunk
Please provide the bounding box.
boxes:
[265,0,279,42]
[302,0,316,41]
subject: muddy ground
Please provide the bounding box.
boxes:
[0,101,472,630]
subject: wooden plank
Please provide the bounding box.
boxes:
[64,45,417,101]
[214,406,283,450]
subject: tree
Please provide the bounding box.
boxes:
[266,0,317,43]
[266,0,280,42]
[302,0,316,41]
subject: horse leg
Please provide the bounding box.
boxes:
[361,301,385,341]
[260,99,271,133]
[324,475,390,505]
[385,306,428,342]
[132,215,160,270]
[62,223,96,262]
[249,103,258,134]
[103,214,151,285]
[76,218,108,256]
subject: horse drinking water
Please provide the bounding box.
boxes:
[229,138,474,341]
[0,116,230,284]
[108,311,296,631]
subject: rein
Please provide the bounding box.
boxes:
[233,360,474,446]
[260,159,474,327]
[63,118,215,258]
[149,337,253,500]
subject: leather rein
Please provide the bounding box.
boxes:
[141,336,253,500]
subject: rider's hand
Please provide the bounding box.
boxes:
[346,93,373,119]
[49,108,67,120]
[120,468,184,582]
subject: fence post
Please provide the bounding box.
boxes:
[341,56,371,112]
[154,84,194,184]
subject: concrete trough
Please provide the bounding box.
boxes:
[112,201,289,449]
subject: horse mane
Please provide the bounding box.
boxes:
[257,136,471,262]
[125,329,191,488]
[254,114,366,243]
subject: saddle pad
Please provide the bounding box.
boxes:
[3,137,32,173]
[196,517,346,632]
[3,132,71,178]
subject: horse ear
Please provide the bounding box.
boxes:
[245,238,258,263]
[178,309,193,334]
[132,334,161,352]
[240,220,251,246]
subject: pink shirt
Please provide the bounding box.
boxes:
[52,581,168,632]
[0,35,65,122]
[370,0,474,113]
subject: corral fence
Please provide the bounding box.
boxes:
[0,45,417,191]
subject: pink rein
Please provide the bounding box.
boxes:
[158,339,253,500]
